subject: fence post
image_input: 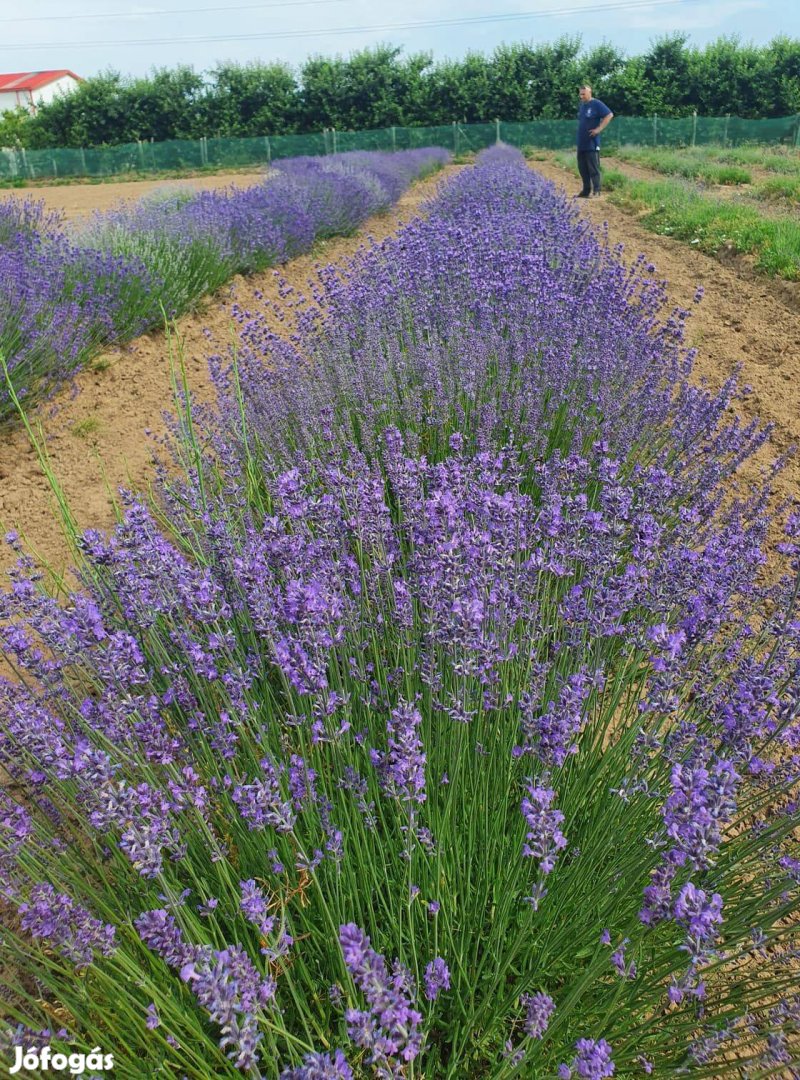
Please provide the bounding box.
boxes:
[691,110,697,148]
[652,113,658,146]
[21,147,32,179]
[495,117,500,144]
[724,113,730,146]
[795,115,800,149]
[332,127,337,154]
[137,140,145,171]
[391,125,396,151]
[80,147,87,175]
[452,120,459,154]
[265,136,271,164]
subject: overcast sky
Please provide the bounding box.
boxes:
[0,0,795,80]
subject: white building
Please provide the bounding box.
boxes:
[0,70,82,114]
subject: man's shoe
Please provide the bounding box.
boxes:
[574,192,590,198]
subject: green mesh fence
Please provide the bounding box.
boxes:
[2,115,799,181]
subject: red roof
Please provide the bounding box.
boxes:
[0,70,81,93]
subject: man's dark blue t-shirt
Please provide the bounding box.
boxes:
[577,98,612,151]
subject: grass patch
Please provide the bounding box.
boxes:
[610,146,752,185]
[692,145,800,175]
[70,416,102,439]
[752,174,800,204]
[548,152,800,280]
[608,175,800,278]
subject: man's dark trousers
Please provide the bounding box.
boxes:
[577,150,601,195]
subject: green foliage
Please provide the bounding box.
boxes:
[202,61,300,137]
[605,174,800,279]
[0,107,32,149]
[753,174,800,203]
[21,36,800,150]
[613,147,753,184]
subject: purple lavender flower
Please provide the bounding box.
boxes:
[640,862,678,927]
[240,879,275,938]
[231,757,296,833]
[610,940,637,980]
[521,991,555,1039]
[377,700,427,805]
[136,909,275,1071]
[663,759,738,870]
[424,958,450,1001]
[573,1038,615,1079]
[521,783,567,874]
[280,1049,353,1079]
[673,882,724,960]
[519,673,593,766]
[339,923,423,1067]
[18,883,116,969]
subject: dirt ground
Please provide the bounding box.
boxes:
[0,164,462,580]
[0,171,268,223]
[532,158,800,512]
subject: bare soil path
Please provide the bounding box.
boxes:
[532,158,800,511]
[0,165,462,579]
[0,171,268,223]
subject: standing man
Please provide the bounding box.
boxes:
[576,84,613,197]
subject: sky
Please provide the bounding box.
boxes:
[0,0,795,80]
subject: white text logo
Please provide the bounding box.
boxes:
[9,1046,114,1075]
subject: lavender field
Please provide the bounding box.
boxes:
[0,148,449,427]
[0,146,799,1077]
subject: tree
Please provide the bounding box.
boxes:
[202,62,299,137]
[488,39,582,121]
[125,66,205,141]
[299,45,432,131]
[0,107,32,149]
[28,71,129,147]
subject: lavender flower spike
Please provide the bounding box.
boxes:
[339,923,424,1067]
[573,1038,616,1079]
[18,883,116,969]
[280,1049,353,1079]
[521,783,567,874]
[522,991,555,1039]
[424,958,451,1001]
[379,700,427,805]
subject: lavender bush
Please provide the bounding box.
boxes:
[0,198,156,420]
[0,148,449,425]
[1,146,798,1077]
[80,149,450,331]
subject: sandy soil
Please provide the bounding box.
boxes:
[0,164,462,580]
[532,158,800,513]
[0,171,268,223]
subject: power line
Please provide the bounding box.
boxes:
[0,0,349,25]
[0,0,700,51]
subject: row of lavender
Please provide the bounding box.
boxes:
[1,146,798,1076]
[0,148,449,426]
